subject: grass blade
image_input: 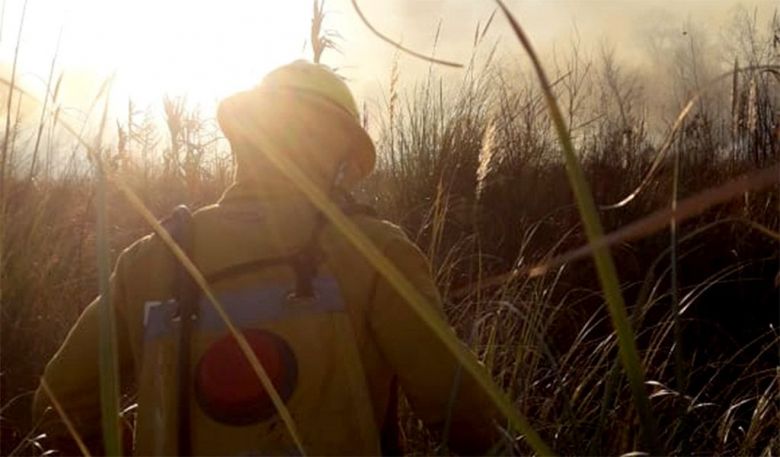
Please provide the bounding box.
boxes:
[28,25,63,180]
[0,1,28,310]
[96,159,122,456]
[40,378,92,457]
[494,1,659,451]
[670,141,686,392]
[350,0,463,68]
[94,82,122,456]
[0,0,27,198]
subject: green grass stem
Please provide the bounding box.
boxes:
[94,83,122,456]
[494,1,659,451]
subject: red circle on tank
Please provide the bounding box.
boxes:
[195,329,297,425]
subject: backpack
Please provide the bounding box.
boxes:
[160,195,398,455]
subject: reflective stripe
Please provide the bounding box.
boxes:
[144,276,345,340]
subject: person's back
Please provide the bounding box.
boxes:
[33,61,498,455]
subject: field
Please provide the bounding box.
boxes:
[1,3,779,455]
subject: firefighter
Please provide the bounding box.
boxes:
[33,60,499,456]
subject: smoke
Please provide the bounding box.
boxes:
[332,0,778,108]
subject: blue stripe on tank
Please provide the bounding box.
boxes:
[143,276,345,340]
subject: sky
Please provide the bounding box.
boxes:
[0,0,776,129]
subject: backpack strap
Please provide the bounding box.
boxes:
[287,190,376,300]
[286,207,327,300]
[165,204,196,457]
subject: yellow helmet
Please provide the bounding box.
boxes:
[262,60,360,121]
[218,60,375,183]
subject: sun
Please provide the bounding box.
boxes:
[111,0,313,104]
[3,0,313,109]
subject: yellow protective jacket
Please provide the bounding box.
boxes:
[33,180,498,456]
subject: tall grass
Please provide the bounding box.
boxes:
[495,2,657,450]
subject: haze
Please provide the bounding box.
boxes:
[0,0,776,124]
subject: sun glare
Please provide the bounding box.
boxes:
[2,0,313,109]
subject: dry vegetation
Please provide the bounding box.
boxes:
[1,3,779,455]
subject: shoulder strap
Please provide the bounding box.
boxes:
[288,191,377,299]
[165,204,196,457]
